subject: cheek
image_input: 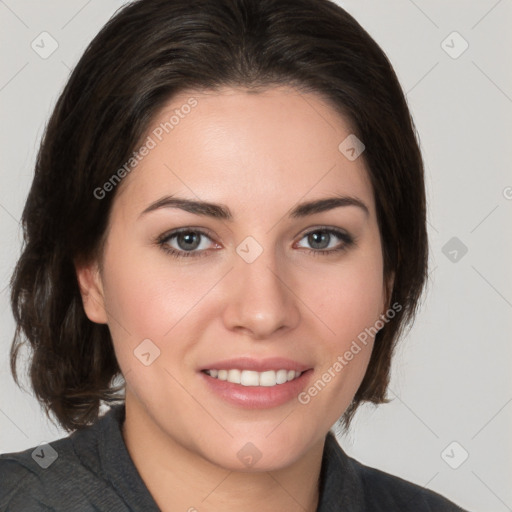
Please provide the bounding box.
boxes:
[101,241,216,341]
[299,248,384,414]
[296,266,383,428]
[99,253,210,393]
[310,256,385,348]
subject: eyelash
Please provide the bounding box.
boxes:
[156,227,355,259]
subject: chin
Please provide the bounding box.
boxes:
[195,425,319,473]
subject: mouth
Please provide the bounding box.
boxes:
[198,357,313,409]
[202,368,304,387]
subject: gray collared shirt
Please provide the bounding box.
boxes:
[0,405,468,511]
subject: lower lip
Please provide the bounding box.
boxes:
[200,370,313,409]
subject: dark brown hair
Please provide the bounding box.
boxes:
[10,0,428,431]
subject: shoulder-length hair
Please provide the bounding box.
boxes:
[10,0,428,431]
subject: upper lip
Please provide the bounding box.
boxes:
[200,357,311,373]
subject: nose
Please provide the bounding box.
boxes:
[221,246,301,340]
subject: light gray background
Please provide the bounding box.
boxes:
[1,1,511,511]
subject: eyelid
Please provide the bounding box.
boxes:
[293,224,352,241]
[157,225,350,243]
[156,226,218,244]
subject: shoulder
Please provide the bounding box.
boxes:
[352,458,467,511]
[0,407,122,512]
[0,437,73,511]
[321,432,468,512]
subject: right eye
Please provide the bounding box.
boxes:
[157,228,220,258]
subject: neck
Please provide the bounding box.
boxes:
[122,395,324,512]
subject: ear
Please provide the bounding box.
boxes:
[75,261,108,324]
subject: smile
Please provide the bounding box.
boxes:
[203,369,303,387]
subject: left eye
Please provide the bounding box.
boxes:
[295,229,351,251]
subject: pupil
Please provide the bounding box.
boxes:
[309,231,330,249]
[178,232,200,250]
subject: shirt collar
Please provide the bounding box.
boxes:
[317,431,365,511]
[98,405,363,511]
[97,404,161,510]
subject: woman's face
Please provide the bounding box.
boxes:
[79,86,389,470]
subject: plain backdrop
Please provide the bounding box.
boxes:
[1,1,511,511]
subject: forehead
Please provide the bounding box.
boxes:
[115,86,375,219]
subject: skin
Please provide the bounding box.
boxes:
[77,86,392,512]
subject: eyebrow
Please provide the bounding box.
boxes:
[139,195,369,220]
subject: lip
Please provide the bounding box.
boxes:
[199,357,314,409]
[199,356,311,373]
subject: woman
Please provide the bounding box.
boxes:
[0,0,468,510]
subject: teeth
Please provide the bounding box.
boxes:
[227,369,241,384]
[276,369,288,384]
[259,370,276,387]
[240,370,259,386]
[205,369,302,387]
